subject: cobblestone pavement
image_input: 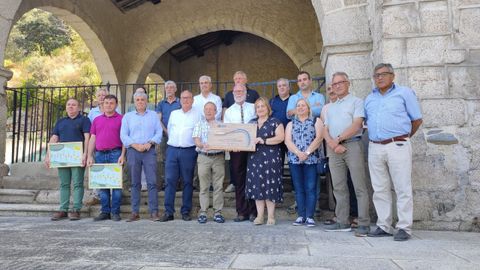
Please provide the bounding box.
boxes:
[0,217,479,270]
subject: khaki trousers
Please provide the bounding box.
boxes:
[368,139,413,234]
[328,140,370,226]
[197,153,225,215]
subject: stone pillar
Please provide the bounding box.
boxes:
[0,67,13,176]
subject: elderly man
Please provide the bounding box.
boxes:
[193,75,222,120]
[156,81,181,190]
[87,95,125,222]
[222,71,260,193]
[88,87,108,122]
[193,102,225,224]
[161,90,201,222]
[224,84,257,222]
[121,92,163,222]
[287,71,325,119]
[365,63,423,241]
[322,72,370,236]
[45,98,90,221]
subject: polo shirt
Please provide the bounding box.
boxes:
[325,94,364,138]
[52,113,91,142]
[155,98,181,127]
[269,94,290,128]
[222,88,260,108]
[286,90,325,119]
[90,112,123,151]
[364,83,422,141]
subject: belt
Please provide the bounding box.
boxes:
[97,147,121,153]
[370,134,409,145]
[170,145,195,149]
[198,151,224,157]
[340,136,362,144]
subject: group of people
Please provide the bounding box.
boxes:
[44,64,422,242]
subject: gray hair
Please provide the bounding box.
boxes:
[277,78,290,85]
[133,92,148,100]
[374,63,395,73]
[96,87,108,95]
[204,101,217,111]
[164,80,177,89]
[199,75,212,83]
[332,71,349,82]
[234,71,247,78]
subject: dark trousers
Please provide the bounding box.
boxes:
[164,146,197,215]
[230,151,256,217]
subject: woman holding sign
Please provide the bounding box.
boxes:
[246,97,285,225]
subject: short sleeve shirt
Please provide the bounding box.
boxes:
[52,113,91,142]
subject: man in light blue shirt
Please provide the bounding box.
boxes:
[121,92,163,222]
[364,63,422,241]
[286,71,325,119]
[323,72,370,236]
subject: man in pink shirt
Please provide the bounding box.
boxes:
[87,95,125,221]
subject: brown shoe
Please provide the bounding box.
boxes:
[126,213,140,222]
[84,196,100,206]
[51,211,68,221]
[150,212,160,221]
[69,211,81,221]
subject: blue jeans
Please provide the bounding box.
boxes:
[95,149,123,214]
[164,146,197,215]
[127,148,158,214]
[289,163,317,219]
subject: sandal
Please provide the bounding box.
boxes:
[267,218,276,225]
[253,216,264,225]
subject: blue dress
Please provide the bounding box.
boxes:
[246,117,284,203]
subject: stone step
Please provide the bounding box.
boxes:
[0,188,300,208]
[0,202,334,222]
[1,176,60,190]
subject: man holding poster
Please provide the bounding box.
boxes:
[45,98,91,221]
[87,95,125,222]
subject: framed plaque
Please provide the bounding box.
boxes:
[88,163,123,189]
[48,142,83,168]
[207,123,257,152]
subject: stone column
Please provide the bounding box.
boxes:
[0,67,13,176]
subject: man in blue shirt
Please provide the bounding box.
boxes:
[270,78,291,172]
[156,81,181,190]
[121,92,163,222]
[364,63,423,241]
[45,98,91,221]
[286,71,325,119]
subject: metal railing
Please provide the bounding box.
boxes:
[4,77,325,164]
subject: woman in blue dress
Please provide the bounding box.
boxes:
[246,97,285,225]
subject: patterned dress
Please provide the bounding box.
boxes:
[246,117,284,203]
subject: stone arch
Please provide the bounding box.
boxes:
[146,73,165,83]
[11,3,119,84]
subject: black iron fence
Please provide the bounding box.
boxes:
[4,77,325,164]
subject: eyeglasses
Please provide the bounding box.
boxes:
[373,72,393,79]
[331,81,348,87]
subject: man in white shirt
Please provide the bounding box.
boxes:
[193,75,222,120]
[224,84,257,222]
[160,90,201,222]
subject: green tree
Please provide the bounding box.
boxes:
[11,9,72,57]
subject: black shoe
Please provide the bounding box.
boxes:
[367,227,393,237]
[93,213,110,221]
[233,215,249,222]
[112,214,121,221]
[159,213,174,222]
[249,214,257,222]
[394,229,411,241]
[182,213,192,221]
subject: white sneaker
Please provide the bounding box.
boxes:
[305,218,316,227]
[224,184,235,193]
[292,217,305,226]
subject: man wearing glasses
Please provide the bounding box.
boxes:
[364,63,423,241]
[322,72,370,237]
